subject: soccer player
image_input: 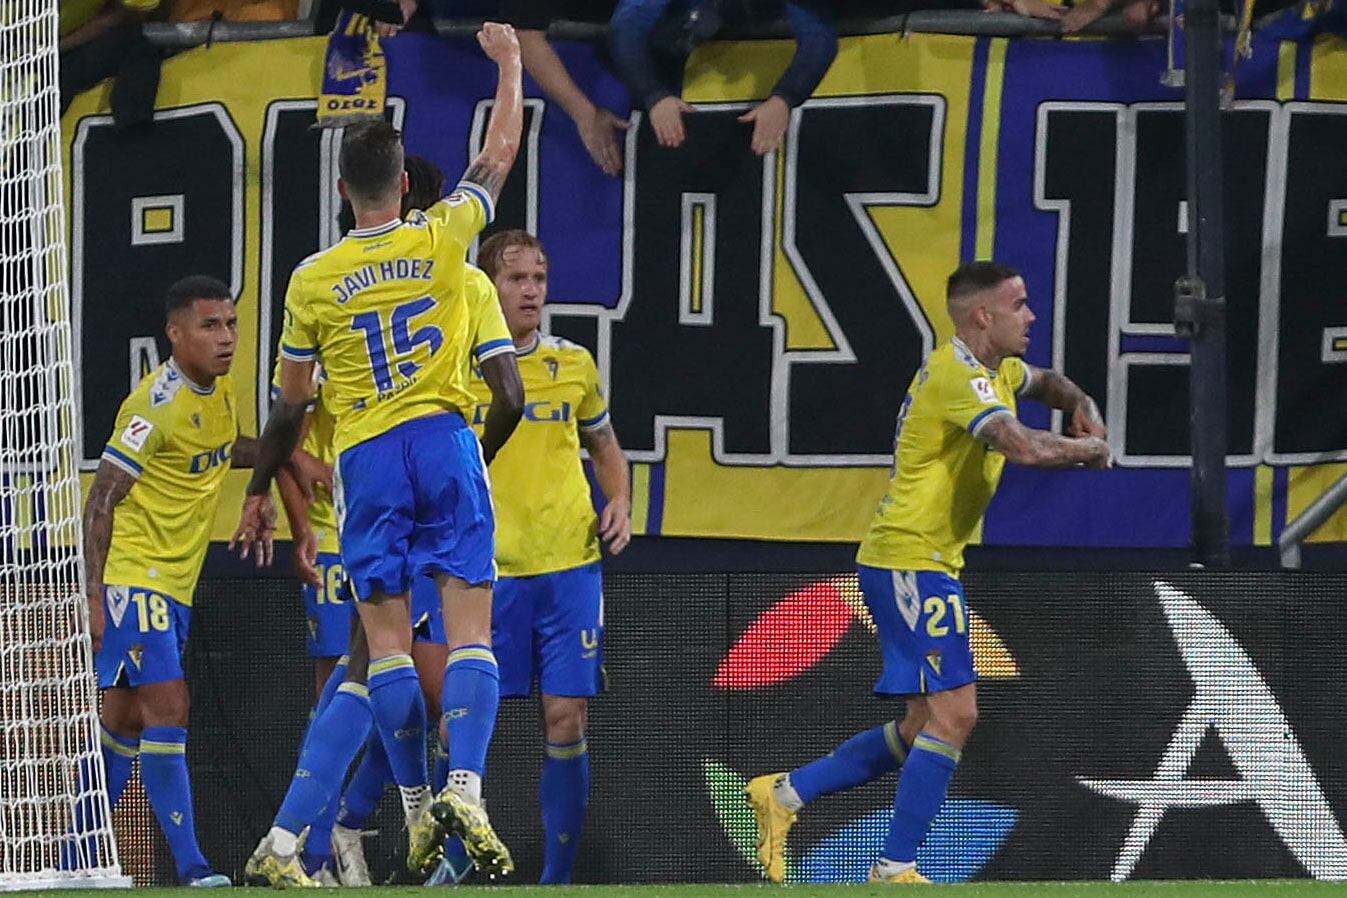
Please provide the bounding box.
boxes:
[428,230,630,887]
[68,275,253,888]
[744,261,1111,884]
[234,21,526,884]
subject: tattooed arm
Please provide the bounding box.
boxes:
[1021,364,1105,438]
[83,462,137,652]
[463,22,524,203]
[581,422,632,555]
[979,412,1111,469]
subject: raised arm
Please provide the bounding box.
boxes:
[581,422,631,555]
[979,413,1111,469]
[1021,364,1105,438]
[83,462,137,652]
[465,23,525,202]
[517,29,628,176]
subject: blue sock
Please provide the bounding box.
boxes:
[139,726,210,883]
[790,722,908,803]
[302,784,341,874]
[441,645,499,777]
[275,684,373,837]
[316,657,349,716]
[336,733,390,830]
[368,654,429,792]
[884,733,961,863]
[63,726,138,870]
[539,738,590,884]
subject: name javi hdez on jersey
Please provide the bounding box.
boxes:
[279,185,513,454]
[100,359,239,604]
[857,337,1032,576]
[467,335,608,577]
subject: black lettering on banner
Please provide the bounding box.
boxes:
[466,99,543,252]
[1272,104,1347,461]
[588,105,777,461]
[781,96,939,461]
[1036,104,1119,440]
[72,103,243,466]
[1116,104,1269,463]
[256,100,404,425]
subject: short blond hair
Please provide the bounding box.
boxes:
[478,230,547,279]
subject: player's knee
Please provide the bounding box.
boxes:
[543,696,587,745]
[943,701,978,742]
[140,688,190,728]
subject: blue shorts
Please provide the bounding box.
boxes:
[859,565,976,696]
[303,552,355,658]
[95,585,192,688]
[492,562,604,698]
[335,413,496,601]
[410,575,447,645]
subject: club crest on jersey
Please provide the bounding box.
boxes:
[106,586,130,627]
[119,416,155,451]
[191,413,201,429]
[544,357,559,380]
[969,377,998,405]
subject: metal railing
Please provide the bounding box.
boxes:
[1279,472,1347,568]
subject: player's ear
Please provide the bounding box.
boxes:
[399,170,410,196]
[336,178,350,200]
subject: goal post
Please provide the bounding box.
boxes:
[0,2,129,890]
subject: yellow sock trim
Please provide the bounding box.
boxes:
[100,727,138,758]
[369,654,415,677]
[446,646,496,667]
[883,721,907,764]
[545,738,588,760]
[337,681,370,699]
[140,740,186,756]
[913,734,961,764]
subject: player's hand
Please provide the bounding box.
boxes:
[293,528,322,588]
[1068,398,1106,439]
[578,106,629,177]
[738,96,790,156]
[1061,0,1109,32]
[650,96,694,149]
[231,494,278,567]
[373,0,418,37]
[599,497,632,555]
[86,589,105,654]
[477,22,520,67]
[289,449,333,504]
[1079,435,1113,469]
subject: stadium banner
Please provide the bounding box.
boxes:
[110,570,1347,884]
[62,31,1347,548]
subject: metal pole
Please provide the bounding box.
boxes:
[1176,0,1230,566]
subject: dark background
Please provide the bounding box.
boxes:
[111,564,1347,884]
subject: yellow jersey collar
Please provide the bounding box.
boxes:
[347,217,402,239]
[166,357,215,396]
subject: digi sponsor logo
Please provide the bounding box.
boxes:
[704,574,1019,882]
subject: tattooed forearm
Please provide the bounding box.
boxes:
[979,414,1110,469]
[246,399,306,496]
[83,461,136,594]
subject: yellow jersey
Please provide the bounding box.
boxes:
[271,364,340,555]
[468,334,609,577]
[279,185,503,455]
[99,359,239,605]
[456,264,513,417]
[856,338,1031,577]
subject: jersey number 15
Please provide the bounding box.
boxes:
[350,296,443,393]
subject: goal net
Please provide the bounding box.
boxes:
[0,2,128,890]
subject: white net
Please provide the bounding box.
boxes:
[0,2,127,891]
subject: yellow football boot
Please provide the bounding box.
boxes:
[868,864,931,884]
[406,808,446,875]
[744,773,797,883]
[430,789,514,878]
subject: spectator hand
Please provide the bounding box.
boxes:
[983,0,1064,18]
[578,106,629,176]
[738,96,791,156]
[1061,0,1111,31]
[478,22,521,67]
[374,0,419,37]
[650,96,694,148]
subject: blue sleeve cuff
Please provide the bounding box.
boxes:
[280,343,317,361]
[474,338,515,361]
[456,181,496,225]
[101,445,143,478]
[968,405,1011,437]
[579,409,610,431]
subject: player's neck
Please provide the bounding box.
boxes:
[512,329,539,352]
[953,330,1003,371]
[352,205,401,231]
[170,354,215,390]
